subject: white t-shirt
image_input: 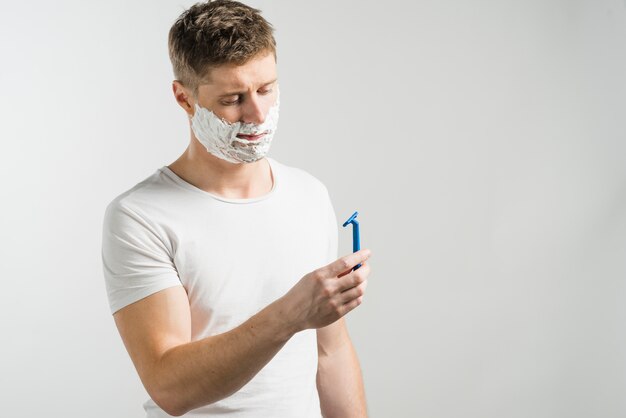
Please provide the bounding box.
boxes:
[101,157,338,417]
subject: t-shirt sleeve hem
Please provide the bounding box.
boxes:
[109,280,183,315]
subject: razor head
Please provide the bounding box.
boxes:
[342,211,359,227]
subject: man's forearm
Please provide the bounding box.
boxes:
[317,341,368,418]
[151,297,297,416]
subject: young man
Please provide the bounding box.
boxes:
[101,1,372,416]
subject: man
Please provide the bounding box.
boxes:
[101,1,372,416]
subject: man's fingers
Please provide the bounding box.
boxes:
[339,278,368,304]
[337,261,370,292]
[338,268,352,278]
[325,249,372,277]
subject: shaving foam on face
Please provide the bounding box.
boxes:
[190,87,280,164]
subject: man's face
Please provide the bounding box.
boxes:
[189,51,278,127]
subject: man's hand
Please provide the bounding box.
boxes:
[279,249,372,332]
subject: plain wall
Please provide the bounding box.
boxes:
[1,0,625,417]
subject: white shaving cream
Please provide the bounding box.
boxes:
[190,88,280,164]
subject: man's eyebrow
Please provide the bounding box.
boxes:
[218,79,277,97]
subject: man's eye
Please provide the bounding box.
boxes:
[221,89,272,106]
[221,97,240,106]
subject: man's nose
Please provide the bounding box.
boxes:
[242,95,266,125]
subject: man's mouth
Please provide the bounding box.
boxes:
[236,132,267,141]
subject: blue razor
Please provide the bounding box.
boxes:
[342,211,361,271]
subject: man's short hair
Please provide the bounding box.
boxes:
[168,0,277,95]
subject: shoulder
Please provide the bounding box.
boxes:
[269,157,330,198]
[103,168,174,229]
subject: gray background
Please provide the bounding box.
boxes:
[1,0,625,417]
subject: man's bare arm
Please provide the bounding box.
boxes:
[114,286,297,416]
[316,287,368,417]
[113,249,372,416]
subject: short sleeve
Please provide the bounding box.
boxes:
[324,187,339,264]
[101,199,182,315]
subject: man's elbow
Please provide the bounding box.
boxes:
[151,386,224,416]
[143,361,189,417]
[146,367,225,416]
[148,383,187,417]
[158,402,185,417]
[142,348,234,415]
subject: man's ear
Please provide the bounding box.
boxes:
[172,80,194,117]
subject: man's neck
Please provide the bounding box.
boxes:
[168,139,273,200]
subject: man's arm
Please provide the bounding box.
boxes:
[113,250,371,417]
[316,317,368,418]
[114,285,298,416]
